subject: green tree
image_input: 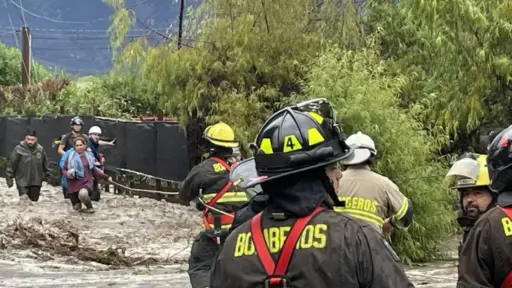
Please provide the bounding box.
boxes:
[103,0,455,261]
[369,0,512,141]
[0,42,50,86]
[300,44,453,262]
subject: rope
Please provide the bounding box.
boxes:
[196,196,235,218]
[108,179,179,196]
[108,179,235,217]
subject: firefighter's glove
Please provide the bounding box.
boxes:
[6,178,13,188]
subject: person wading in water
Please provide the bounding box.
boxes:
[61,137,111,213]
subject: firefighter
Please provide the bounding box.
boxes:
[445,153,496,254]
[179,122,248,288]
[57,116,89,156]
[210,98,414,288]
[457,126,512,287]
[336,131,413,237]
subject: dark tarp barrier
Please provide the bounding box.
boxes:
[124,122,156,175]
[29,116,64,164]
[155,122,189,181]
[81,116,95,132]
[0,115,190,179]
[0,116,5,158]
[94,118,126,169]
[4,116,30,159]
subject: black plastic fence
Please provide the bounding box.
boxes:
[0,115,190,181]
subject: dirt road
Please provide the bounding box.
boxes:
[0,180,457,287]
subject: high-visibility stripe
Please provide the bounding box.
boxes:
[203,224,232,230]
[334,207,384,227]
[395,199,409,219]
[202,192,247,203]
[499,206,512,288]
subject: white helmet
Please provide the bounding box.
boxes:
[88,126,102,135]
[341,131,377,165]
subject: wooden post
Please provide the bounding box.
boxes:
[20,26,31,87]
[178,0,185,49]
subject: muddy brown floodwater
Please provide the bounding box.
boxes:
[0,179,458,287]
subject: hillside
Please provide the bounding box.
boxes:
[0,0,193,75]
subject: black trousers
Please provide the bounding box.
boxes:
[187,232,221,288]
[17,185,41,202]
[91,179,101,201]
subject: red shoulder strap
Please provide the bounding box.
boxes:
[250,206,325,278]
[499,206,512,219]
[502,273,512,288]
[204,157,233,207]
[499,206,512,288]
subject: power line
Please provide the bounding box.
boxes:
[17,0,27,26]
[32,46,111,51]
[2,0,19,47]
[30,35,162,41]
[0,27,169,33]
[8,0,106,24]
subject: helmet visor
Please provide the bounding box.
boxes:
[445,158,482,188]
[230,157,263,196]
[295,98,335,120]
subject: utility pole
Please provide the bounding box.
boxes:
[20,26,31,86]
[177,0,184,49]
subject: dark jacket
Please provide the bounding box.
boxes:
[179,157,247,213]
[457,205,512,287]
[210,206,414,288]
[6,141,49,187]
[61,132,89,152]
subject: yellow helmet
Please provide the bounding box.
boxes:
[445,153,490,189]
[203,122,239,148]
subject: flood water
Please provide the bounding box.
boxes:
[0,180,457,287]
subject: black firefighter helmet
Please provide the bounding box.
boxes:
[237,98,352,189]
[487,125,512,206]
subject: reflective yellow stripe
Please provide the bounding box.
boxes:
[215,196,248,203]
[202,192,247,203]
[334,207,384,227]
[395,198,409,219]
[203,224,232,230]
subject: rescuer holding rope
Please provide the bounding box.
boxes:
[179,122,248,288]
[210,98,414,288]
[457,127,512,287]
[87,126,110,201]
[445,153,496,255]
[336,131,413,237]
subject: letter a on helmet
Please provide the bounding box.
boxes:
[203,122,239,148]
